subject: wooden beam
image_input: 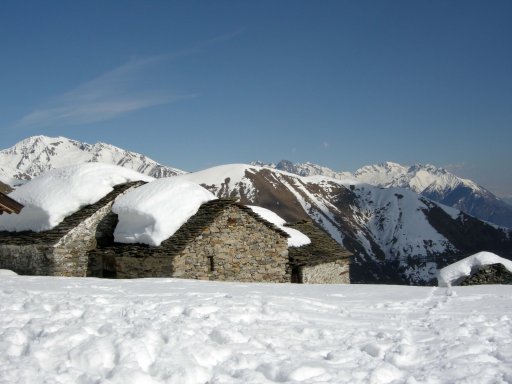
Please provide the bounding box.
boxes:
[0,192,24,214]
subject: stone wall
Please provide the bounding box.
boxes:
[0,244,53,275]
[0,202,115,276]
[51,203,114,276]
[116,254,173,279]
[173,206,290,282]
[287,220,352,284]
[460,263,512,285]
[107,205,290,283]
[0,182,144,276]
[300,260,350,284]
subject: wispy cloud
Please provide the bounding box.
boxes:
[13,56,195,129]
[13,31,243,129]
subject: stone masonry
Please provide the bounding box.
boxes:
[300,260,349,284]
[94,202,291,283]
[171,206,289,282]
[460,263,512,285]
[0,182,144,276]
[286,220,352,284]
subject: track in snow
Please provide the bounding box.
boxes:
[1,276,511,384]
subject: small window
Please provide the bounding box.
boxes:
[208,256,214,272]
[227,217,237,227]
[291,266,302,283]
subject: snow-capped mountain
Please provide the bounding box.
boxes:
[1,136,510,284]
[252,160,353,180]
[255,160,512,228]
[0,136,185,185]
[354,162,512,228]
[177,164,512,284]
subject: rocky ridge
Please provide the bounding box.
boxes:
[0,135,185,185]
[254,160,512,228]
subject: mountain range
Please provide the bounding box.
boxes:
[255,160,512,228]
[1,136,511,284]
[0,135,184,186]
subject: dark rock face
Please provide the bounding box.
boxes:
[275,160,299,175]
[423,204,512,266]
[423,184,512,229]
[460,264,512,285]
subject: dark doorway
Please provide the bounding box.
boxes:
[102,254,117,278]
[291,266,302,283]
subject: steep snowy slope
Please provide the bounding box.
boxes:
[0,136,185,184]
[355,162,512,228]
[177,164,512,284]
[354,162,479,193]
[253,160,353,180]
[258,160,512,228]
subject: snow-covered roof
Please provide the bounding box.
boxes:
[437,252,512,287]
[248,205,311,247]
[112,178,309,247]
[0,162,309,249]
[112,177,216,246]
[0,163,153,232]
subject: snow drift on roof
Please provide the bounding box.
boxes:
[248,205,311,247]
[0,163,152,232]
[437,251,512,287]
[177,164,258,186]
[112,178,216,246]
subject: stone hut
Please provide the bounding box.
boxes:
[0,192,23,215]
[89,199,291,283]
[0,182,144,276]
[286,220,352,284]
[1,181,352,284]
[459,264,512,285]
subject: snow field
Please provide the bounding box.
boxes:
[1,276,511,384]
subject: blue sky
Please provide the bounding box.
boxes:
[1,1,511,197]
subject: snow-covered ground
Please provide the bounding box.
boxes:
[1,275,511,384]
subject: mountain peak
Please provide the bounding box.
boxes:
[0,135,186,183]
[253,159,512,228]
